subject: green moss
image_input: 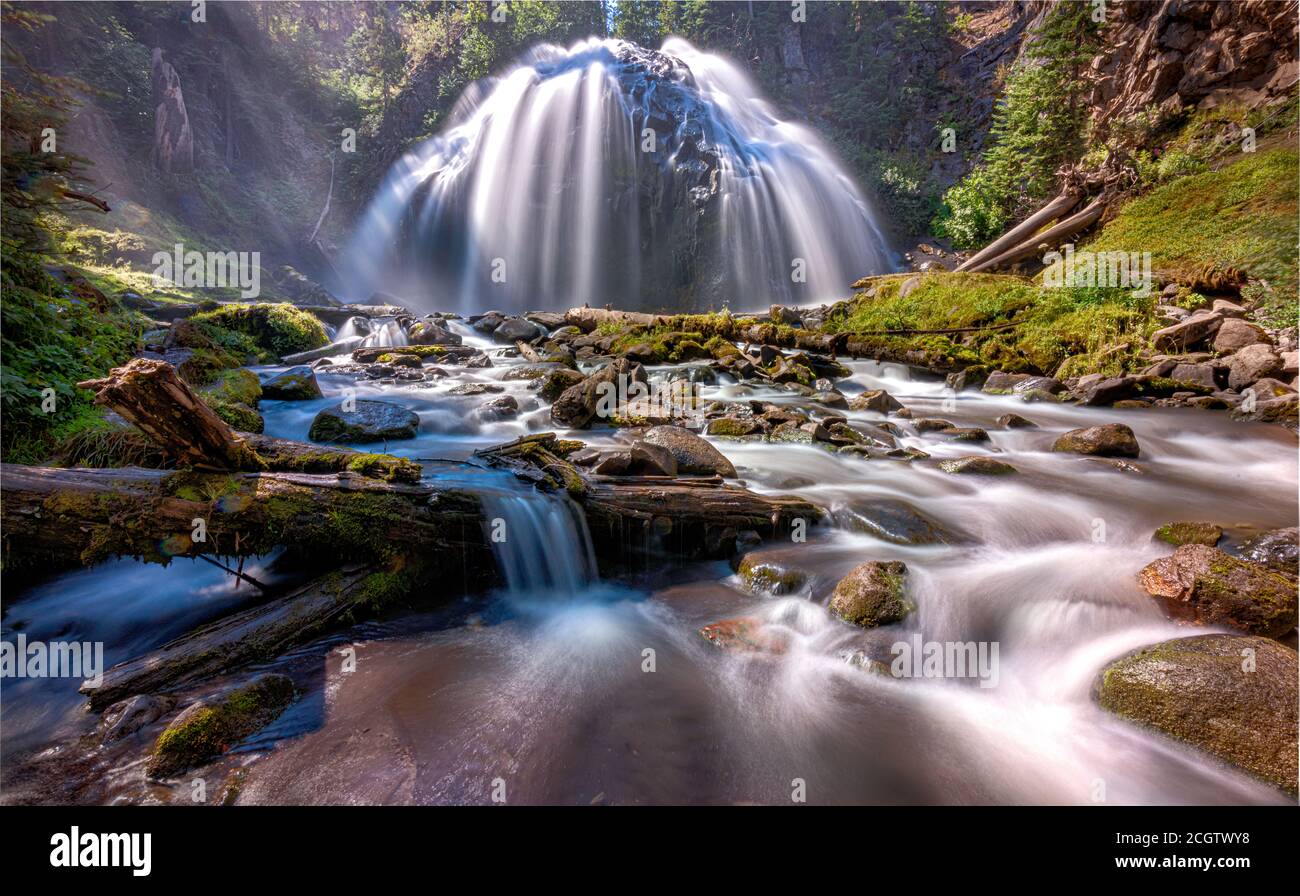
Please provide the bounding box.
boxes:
[345,453,424,483]
[205,398,264,433]
[148,674,295,778]
[1087,147,1298,320]
[737,554,808,594]
[201,368,262,406]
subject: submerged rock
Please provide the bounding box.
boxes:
[641,424,737,477]
[831,498,960,545]
[98,694,175,745]
[1097,635,1297,793]
[699,617,788,653]
[309,399,420,442]
[1138,544,1298,637]
[996,413,1036,428]
[1152,521,1222,547]
[147,673,295,778]
[1052,423,1140,457]
[1238,527,1299,576]
[261,366,322,401]
[828,560,912,628]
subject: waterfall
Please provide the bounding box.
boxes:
[360,319,408,349]
[480,490,597,595]
[342,37,894,314]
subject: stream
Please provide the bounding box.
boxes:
[2,318,1295,805]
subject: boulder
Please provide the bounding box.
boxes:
[828,561,912,628]
[937,426,989,442]
[982,371,1033,394]
[938,456,1017,475]
[1167,362,1221,391]
[147,673,295,778]
[848,389,903,413]
[913,418,955,433]
[1239,527,1299,576]
[1097,635,1297,793]
[539,368,585,402]
[1052,423,1140,457]
[1078,375,1139,406]
[1228,344,1283,390]
[628,441,677,476]
[736,550,810,595]
[706,416,763,438]
[1152,522,1222,547]
[1137,544,1298,637]
[476,395,519,421]
[1151,311,1223,352]
[494,317,544,343]
[997,413,1037,428]
[642,424,737,477]
[1212,318,1268,353]
[261,366,323,401]
[309,400,420,442]
[407,320,461,345]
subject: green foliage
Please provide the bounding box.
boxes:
[934,3,1100,247]
[0,253,143,463]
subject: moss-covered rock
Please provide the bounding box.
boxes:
[736,551,810,595]
[1153,521,1222,547]
[706,416,762,438]
[309,400,419,443]
[1138,544,1298,637]
[147,673,295,778]
[938,456,1017,475]
[262,365,322,400]
[1097,634,1297,793]
[191,303,329,359]
[828,560,912,628]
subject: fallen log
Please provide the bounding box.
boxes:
[0,464,485,569]
[78,359,263,472]
[82,566,379,710]
[965,195,1107,273]
[565,307,671,332]
[954,189,1081,272]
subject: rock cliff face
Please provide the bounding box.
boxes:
[1089,0,1299,134]
[149,48,193,174]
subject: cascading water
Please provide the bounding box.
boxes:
[479,490,597,594]
[360,318,409,349]
[342,37,894,314]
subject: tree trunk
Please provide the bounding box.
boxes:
[954,190,1081,272]
[964,196,1107,273]
[78,359,264,472]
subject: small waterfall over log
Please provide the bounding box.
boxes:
[343,38,894,314]
[480,490,597,594]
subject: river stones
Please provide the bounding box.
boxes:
[407,320,460,345]
[1096,635,1298,793]
[1137,544,1298,637]
[706,416,763,438]
[938,456,1017,475]
[736,550,810,595]
[1238,527,1299,576]
[261,365,322,400]
[449,382,503,395]
[539,368,585,402]
[641,424,737,477]
[493,316,544,343]
[937,426,989,443]
[831,498,961,545]
[699,617,789,653]
[848,389,903,413]
[309,399,420,442]
[1152,521,1222,547]
[1150,310,1222,352]
[828,561,912,628]
[1212,318,1268,353]
[628,441,677,476]
[551,358,647,429]
[475,395,519,421]
[1227,343,1283,390]
[98,694,176,745]
[147,673,295,778]
[1052,423,1140,457]
[912,418,955,433]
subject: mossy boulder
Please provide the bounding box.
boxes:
[309,400,419,443]
[1097,635,1297,793]
[1239,527,1299,576]
[828,560,912,628]
[147,673,295,778]
[191,303,329,359]
[736,550,810,595]
[539,368,586,402]
[1153,521,1222,547]
[261,365,323,401]
[1052,423,1140,457]
[1138,544,1298,637]
[938,456,1017,475]
[206,398,264,434]
[706,416,762,438]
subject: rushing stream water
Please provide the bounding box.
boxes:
[2,318,1295,805]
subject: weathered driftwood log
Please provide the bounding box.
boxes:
[564,307,671,332]
[954,189,1081,273]
[0,464,485,569]
[78,359,263,471]
[82,566,380,710]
